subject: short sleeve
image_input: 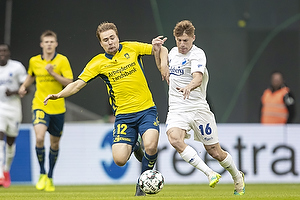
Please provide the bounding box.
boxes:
[28,57,34,76]
[190,49,206,74]
[60,56,73,80]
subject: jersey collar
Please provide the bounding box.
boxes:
[41,52,57,61]
[105,44,123,59]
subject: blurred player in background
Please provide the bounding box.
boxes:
[19,30,73,192]
[260,71,295,124]
[44,22,168,196]
[160,20,245,195]
[0,44,27,188]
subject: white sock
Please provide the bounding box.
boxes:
[180,145,213,176]
[0,140,5,178]
[4,143,16,172]
[219,152,240,179]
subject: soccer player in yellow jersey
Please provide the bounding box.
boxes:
[19,30,73,192]
[44,22,168,196]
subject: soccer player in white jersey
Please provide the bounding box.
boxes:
[0,44,27,188]
[162,20,245,195]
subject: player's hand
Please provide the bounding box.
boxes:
[152,36,167,52]
[5,89,15,96]
[18,85,27,98]
[176,87,191,99]
[44,94,59,105]
[45,64,54,75]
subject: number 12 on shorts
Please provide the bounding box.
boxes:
[199,123,212,135]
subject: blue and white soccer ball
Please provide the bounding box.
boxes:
[138,169,164,194]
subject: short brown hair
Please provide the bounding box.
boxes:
[40,30,57,42]
[96,22,118,41]
[173,20,195,37]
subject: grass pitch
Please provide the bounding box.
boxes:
[0,183,299,200]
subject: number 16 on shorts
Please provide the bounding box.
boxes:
[199,123,212,135]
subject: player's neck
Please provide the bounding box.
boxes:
[42,51,55,61]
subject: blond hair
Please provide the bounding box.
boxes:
[96,22,118,41]
[40,30,57,42]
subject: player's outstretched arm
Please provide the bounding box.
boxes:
[44,79,87,105]
[159,46,169,84]
[152,36,169,84]
[152,36,167,52]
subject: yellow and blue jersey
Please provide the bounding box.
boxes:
[28,53,73,114]
[78,41,155,115]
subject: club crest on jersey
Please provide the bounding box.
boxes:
[182,58,189,65]
[124,53,130,59]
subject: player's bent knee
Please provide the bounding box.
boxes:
[113,158,127,166]
[112,143,132,166]
[112,152,130,166]
[36,138,44,146]
[144,145,157,155]
[144,139,158,154]
[143,139,158,155]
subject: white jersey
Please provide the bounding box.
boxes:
[168,45,210,112]
[0,59,27,121]
[167,45,219,145]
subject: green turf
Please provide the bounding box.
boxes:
[0,183,299,200]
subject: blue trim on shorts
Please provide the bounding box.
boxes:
[32,109,65,137]
[113,106,159,146]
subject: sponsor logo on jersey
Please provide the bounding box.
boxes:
[108,62,136,77]
[169,66,184,76]
[0,79,12,85]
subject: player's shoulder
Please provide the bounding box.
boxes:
[190,45,206,59]
[120,41,133,45]
[29,54,42,61]
[120,41,134,48]
[121,41,144,45]
[191,45,205,55]
[6,60,26,74]
[169,47,178,57]
[55,53,70,61]
[86,53,106,68]
[121,41,150,49]
[90,52,106,61]
[8,59,24,66]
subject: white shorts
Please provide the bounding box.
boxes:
[166,109,219,145]
[0,116,20,137]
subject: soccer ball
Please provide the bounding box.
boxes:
[138,169,164,194]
